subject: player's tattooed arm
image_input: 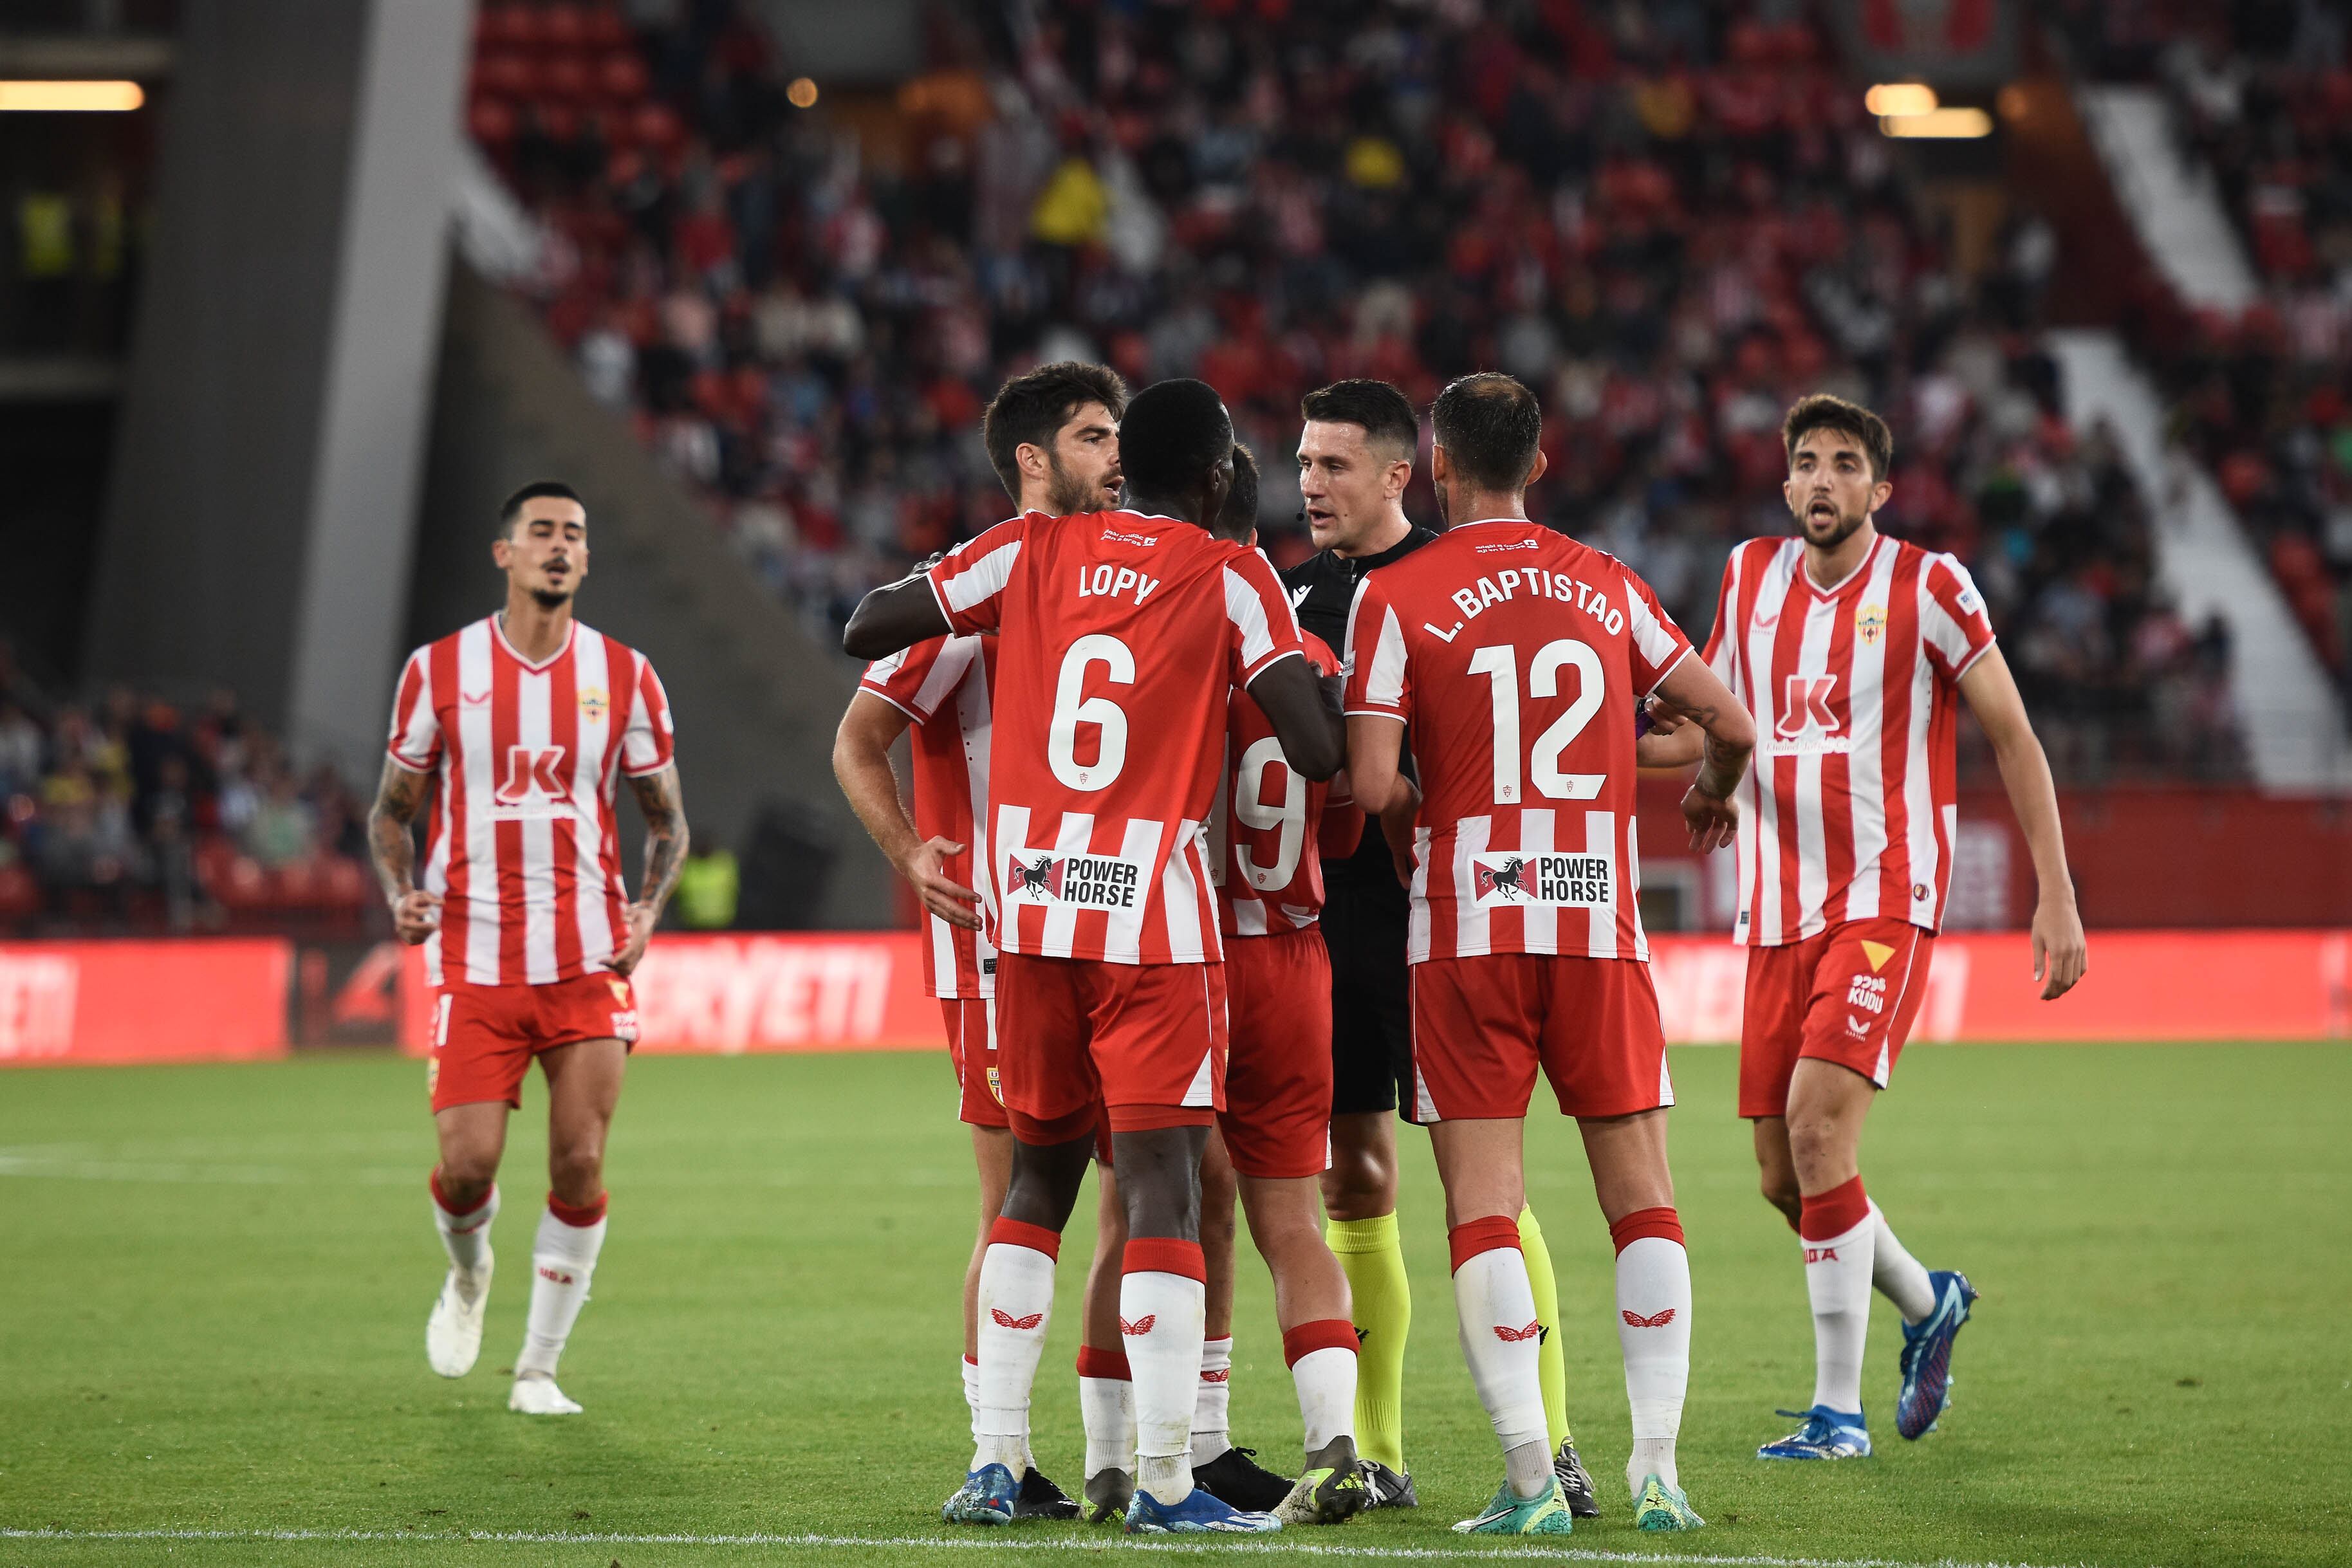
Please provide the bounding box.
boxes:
[613,764,689,977]
[1651,653,1755,854]
[368,759,443,945]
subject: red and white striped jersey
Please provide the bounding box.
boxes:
[1210,631,1358,937]
[927,509,1306,966]
[859,633,999,999]
[387,616,675,987]
[1701,533,1997,946]
[1343,519,1690,964]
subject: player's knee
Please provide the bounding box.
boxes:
[1759,1173,1801,1223]
[437,1142,500,1197]
[547,1147,605,1206]
[1320,1148,1395,1221]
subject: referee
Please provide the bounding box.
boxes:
[1281,380,1598,1517]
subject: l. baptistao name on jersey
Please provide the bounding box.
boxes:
[1003,849,1147,910]
[1470,851,1614,910]
[1420,567,1630,645]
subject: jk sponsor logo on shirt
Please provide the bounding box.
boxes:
[1468,852,1613,910]
[1003,848,1149,910]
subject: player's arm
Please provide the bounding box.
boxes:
[1651,653,1755,854]
[831,691,982,930]
[367,759,441,945]
[1344,714,1418,887]
[1635,695,1704,769]
[1243,654,1344,781]
[842,573,952,661]
[1958,645,2087,1000]
[613,763,689,977]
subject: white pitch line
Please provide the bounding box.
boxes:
[0,1526,2119,1568]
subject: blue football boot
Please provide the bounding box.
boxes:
[1896,1269,1978,1439]
[941,1462,1019,1525]
[1756,1405,1872,1459]
[1125,1485,1282,1534]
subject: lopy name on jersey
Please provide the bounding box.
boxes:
[1075,564,1161,607]
[1423,568,1625,643]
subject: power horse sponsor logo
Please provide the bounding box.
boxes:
[1468,852,1613,910]
[1003,849,1147,911]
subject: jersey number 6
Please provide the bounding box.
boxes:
[1467,639,1606,804]
[1048,633,1134,791]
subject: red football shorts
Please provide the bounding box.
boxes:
[993,953,1226,1141]
[1218,927,1334,1180]
[939,997,1010,1130]
[1408,954,1670,1123]
[429,972,638,1113]
[1738,917,1935,1118]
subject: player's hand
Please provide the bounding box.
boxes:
[609,901,658,977]
[1680,784,1738,854]
[391,889,442,945]
[898,836,983,931]
[1644,694,1691,735]
[2031,894,2087,1001]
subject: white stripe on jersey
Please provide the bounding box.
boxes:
[1623,578,1685,692]
[1625,813,1648,961]
[1743,544,1797,947]
[1039,810,1097,959]
[1792,591,1836,938]
[1517,809,1557,952]
[950,640,998,996]
[517,669,559,983]
[937,540,1022,616]
[1842,545,1900,923]
[1582,809,1618,959]
[1156,820,1208,964]
[1347,589,1409,713]
[1449,815,1492,955]
[1406,825,1432,963]
[1223,565,1279,674]
[456,622,501,986]
[1104,816,1163,963]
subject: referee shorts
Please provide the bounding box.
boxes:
[1319,879,1413,1118]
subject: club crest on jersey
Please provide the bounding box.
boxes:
[1003,848,1145,911]
[1855,604,1886,647]
[491,744,575,817]
[577,685,609,721]
[1469,852,1613,910]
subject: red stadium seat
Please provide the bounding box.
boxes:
[542,53,593,104]
[597,51,649,105]
[541,4,589,52]
[468,97,519,149]
[583,5,631,50]
[0,862,38,922]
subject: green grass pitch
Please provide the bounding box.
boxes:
[2,1043,2346,1568]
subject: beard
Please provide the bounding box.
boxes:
[1799,503,1866,550]
[529,584,573,609]
[1432,477,1453,528]
[1044,456,1112,515]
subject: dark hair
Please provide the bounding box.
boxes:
[1430,373,1542,492]
[1300,378,1418,462]
[1212,443,1259,542]
[1782,393,1893,481]
[981,362,1130,501]
[498,480,584,537]
[1117,378,1234,503]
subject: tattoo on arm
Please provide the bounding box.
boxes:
[626,764,689,914]
[367,761,429,905]
[1683,703,1750,798]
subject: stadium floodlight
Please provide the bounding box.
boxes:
[1864,83,1938,116]
[787,77,818,108]
[1879,107,1994,138]
[0,80,145,111]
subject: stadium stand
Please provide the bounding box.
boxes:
[2059,0,2352,715]
[0,645,373,936]
[464,0,2245,783]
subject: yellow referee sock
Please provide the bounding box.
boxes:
[1520,1204,1571,1452]
[1326,1212,1411,1474]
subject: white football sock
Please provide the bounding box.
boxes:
[1803,1215,1876,1415]
[1122,1269,1207,1504]
[972,1235,1057,1474]
[1079,1361,1136,1477]
[1450,1242,1550,1463]
[1191,1335,1233,1464]
[1290,1347,1357,1453]
[515,1201,604,1379]
[432,1181,497,1280]
[1616,1235,1692,1496]
[960,1355,980,1440]
[1870,1203,1936,1323]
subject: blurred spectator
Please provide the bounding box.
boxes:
[461,0,2248,780]
[675,826,739,930]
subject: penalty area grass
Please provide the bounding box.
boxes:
[1,1042,2345,1568]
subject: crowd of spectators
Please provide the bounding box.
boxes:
[0,645,373,935]
[2060,0,2352,719]
[468,0,2245,780]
